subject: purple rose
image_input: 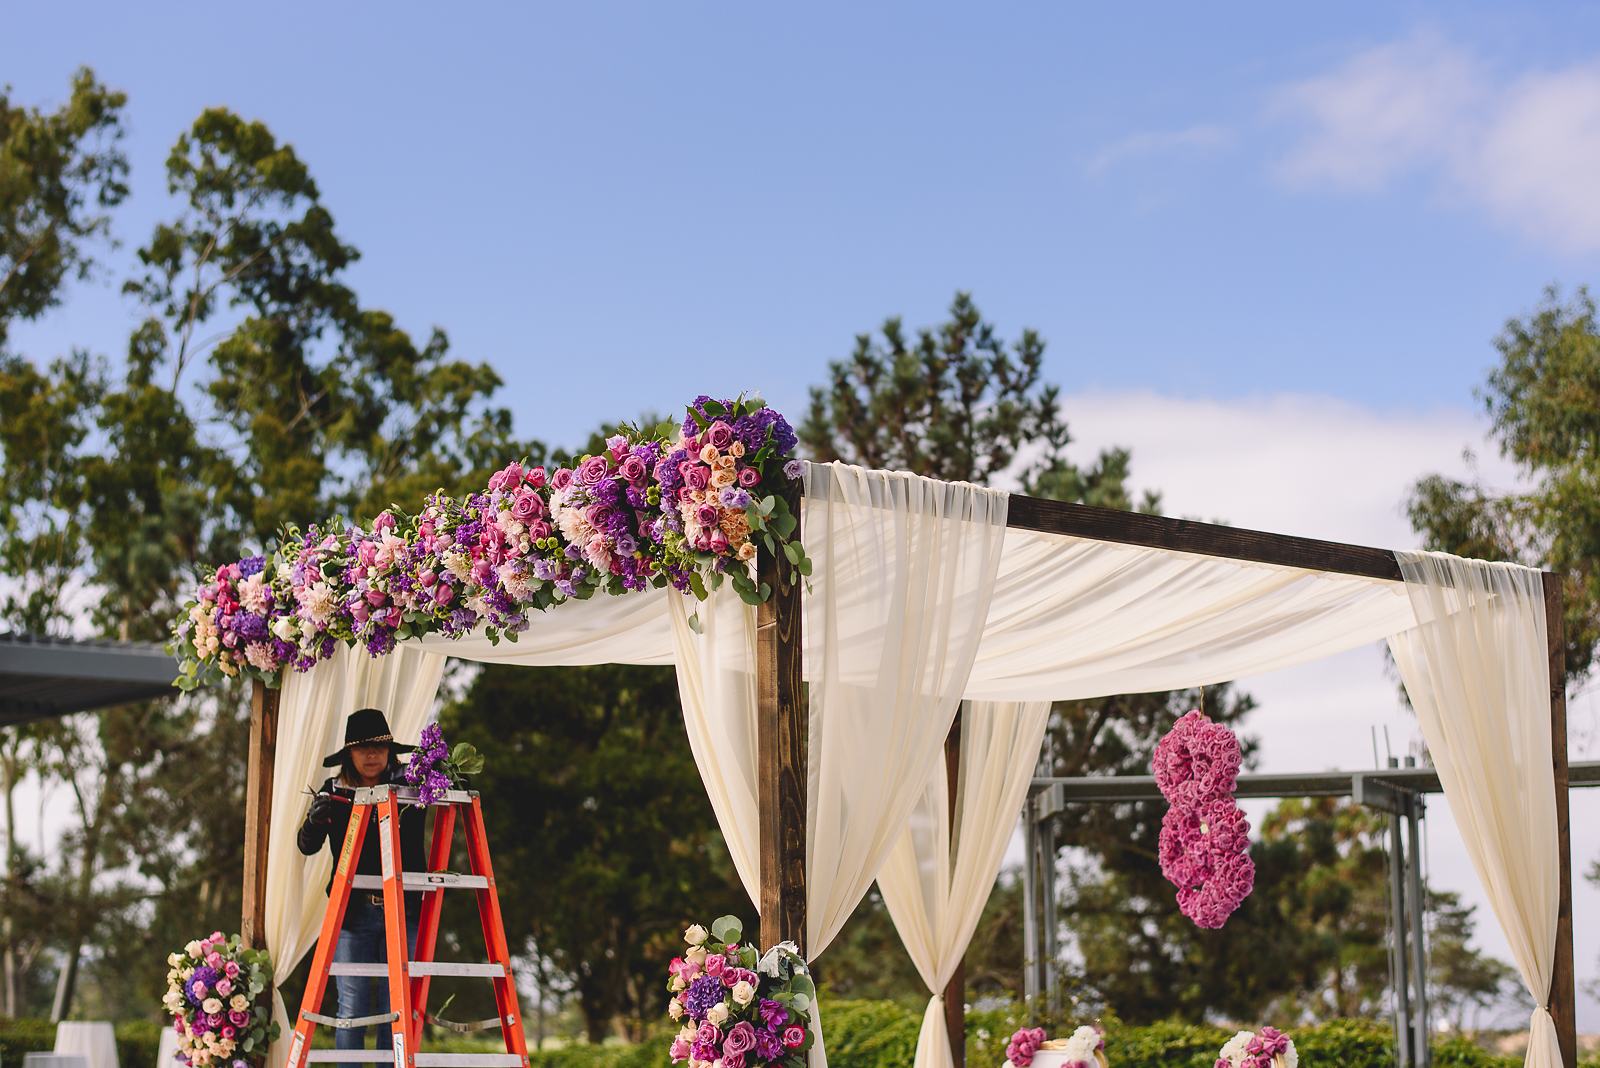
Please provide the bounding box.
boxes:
[618,455,647,482]
[511,490,541,522]
[696,504,720,527]
[577,455,609,486]
[753,1029,784,1061]
[758,999,788,1029]
[706,421,735,450]
[551,467,574,491]
[723,1022,757,1056]
[723,1054,745,1068]
[695,1021,722,1047]
[784,458,805,480]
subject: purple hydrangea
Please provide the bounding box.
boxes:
[681,974,727,1020]
[186,965,220,1005]
[237,555,266,578]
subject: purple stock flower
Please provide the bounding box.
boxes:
[237,555,266,578]
[681,974,727,1019]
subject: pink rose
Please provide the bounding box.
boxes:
[704,954,726,978]
[709,529,730,554]
[736,466,760,488]
[669,1037,691,1062]
[228,1011,249,1028]
[216,978,233,997]
[221,1026,236,1040]
[551,468,574,491]
[358,541,378,568]
[435,582,455,605]
[385,606,402,626]
[511,491,542,522]
[578,455,610,486]
[350,601,369,623]
[782,1026,806,1049]
[696,504,720,527]
[723,1054,745,1068]
[695,1022,722,1047]
[528,521,552,540]
[528,466,547,489]
[223,962,240,979]
[365,588,387,607]
[619,455,647,482]
[205,952,223,968]
[374,512,397,532]
[667,956,685,978]
[488,462,524,492]
[472,559,494,585]
[723,1022,756,1056]
[419,569,438,587]
[706,421,735,449]
[684,466,711,491]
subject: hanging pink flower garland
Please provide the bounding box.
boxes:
[1152,709,1254,928]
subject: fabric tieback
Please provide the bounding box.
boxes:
[1525,1004,1562,1068]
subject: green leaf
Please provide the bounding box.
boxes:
[710,915,743,944]
[702,399,727,417]
[783,542,801,564]
[689,572,709,601]
[798,557,813,577]
[687,611,704,635]
[758,582,772,601]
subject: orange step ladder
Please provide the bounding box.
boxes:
[286,784,528,1068]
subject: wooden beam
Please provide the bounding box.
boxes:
[943,710,965,1068]
[1005,494,1404,581]
[1545,573,1576,1068]
[242,679,279,948]
[758,480,807,955]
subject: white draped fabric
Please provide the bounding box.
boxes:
[265,642,446,1068]
[1388,551,1560,1068]
[253,459,1567,1068]
[876,700,1052,1068]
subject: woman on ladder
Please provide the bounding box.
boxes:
[298,707,429,1052]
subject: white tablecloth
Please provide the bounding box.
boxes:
[53,1022,118,1068]
[154,1029,183,1068]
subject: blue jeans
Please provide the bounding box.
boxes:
[333,897,419,1050]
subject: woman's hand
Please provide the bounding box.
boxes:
[306,793,342,826]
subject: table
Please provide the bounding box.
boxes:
[52,1022,117,1068]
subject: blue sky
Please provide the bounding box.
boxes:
[6,2,1600,451]
[10,0,1600,1028]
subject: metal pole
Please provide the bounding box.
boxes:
[1388,760,1413,1067]
[1404,769,1431,1067]
[1039,816,1059,1015]
[1022,792,1039,1009]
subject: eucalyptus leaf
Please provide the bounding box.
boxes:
[710,915,743,944]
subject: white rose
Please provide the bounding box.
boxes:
[185,940,204,958]
[678,1025,697,1044]
[684,924,709,946]
[668,999,684,1021]
[168,952,183,967]
[730,981,755,1007]
[1281,1042,1298,1068]
[202,998,222,1014]
[669,975,686,992]
[705,1003,729,1026]
[272,614,298,641]
[230,994,249,1012]
[686,946,708,966]
[1219,1032,1254,1065]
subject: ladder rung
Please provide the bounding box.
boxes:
[415,1056,524,1067]
[350,873,489,891]
[409,961,507,978]
[305,1053,394,1063]
[327,961,506,978]
[327,962,389,977]
[426,1015,506,1034]
[301,1009,399,1029]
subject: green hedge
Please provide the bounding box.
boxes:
[4,1009,1578,1068]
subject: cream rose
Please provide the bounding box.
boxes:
[730,981,755,1007]
[684,924,709,946]
[230,994,249,1012]
[202,997,222,1014]
[705,1002,730,1026]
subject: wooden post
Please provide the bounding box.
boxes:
[758,480,807,955]
[242,679,279,948]
[1544,573,1576,1068]
[943,710,965,1068]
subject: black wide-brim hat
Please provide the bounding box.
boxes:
[322,707,416,767]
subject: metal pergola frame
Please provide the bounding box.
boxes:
[238,481,1584,1068]
[1022,760,1600,1067]
[0,631,179,726]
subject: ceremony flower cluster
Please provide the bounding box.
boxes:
[403,723,485,807]
[1004,1026,1105,1068]
[1216,1027,1297,1068]
[665,916,815,1068]
[1153,709,1254,929]
[162,931,279,1068]
[170,396,809,690]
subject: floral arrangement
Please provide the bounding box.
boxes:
[665,915,815,1068]
[1004,1025,1106,1068]
[170,395,810,690]
[1152,709,1254,929]
[403,723,485,806]
[161,931,279,1067]
[1216,1027,1297,1068]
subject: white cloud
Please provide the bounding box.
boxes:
[1086,123,1234,177]
[1273,32,1600,253]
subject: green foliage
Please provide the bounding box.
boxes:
[0,68,129,344]
[0,1019,164,1068]
[1407,283,1600,683]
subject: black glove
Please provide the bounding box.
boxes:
[307,793,341,826]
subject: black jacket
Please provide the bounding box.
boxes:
[297,770,428,917]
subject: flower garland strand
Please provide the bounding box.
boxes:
[171,396,809,690]
[1152,709,1255,929]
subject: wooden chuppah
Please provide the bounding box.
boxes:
[242,491,1580,1068]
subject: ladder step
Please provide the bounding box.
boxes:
[306,1053,394,1063]
[350,872,490,891]
[327,961,508,978]
[301,1010,399,1029]
[409,961,507,978]
[415,1056,524,1067]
